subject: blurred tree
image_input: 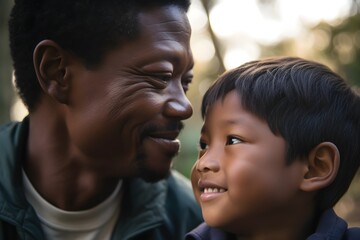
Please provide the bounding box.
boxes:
[0,0,14,125]
[311,4,360,226]
[199,0,226,74]
[314,13,360,87]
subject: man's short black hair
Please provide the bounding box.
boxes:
[202,56,360,211]
[9,0,191,111]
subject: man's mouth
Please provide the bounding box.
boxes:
[149,130,180,141]
[145,130,181,157]
[147,137,180,156]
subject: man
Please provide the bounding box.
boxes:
[0,0,202,239]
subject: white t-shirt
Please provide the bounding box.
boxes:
[22,170,122,240]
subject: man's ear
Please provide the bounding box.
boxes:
[300,142,340,192]
[33,40,70,104]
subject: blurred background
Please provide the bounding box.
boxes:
[1,0,359,226]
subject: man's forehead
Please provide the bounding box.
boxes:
[138,6,191,35]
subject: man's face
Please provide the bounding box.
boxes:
[65,5,193,181]
[192,91,307,234]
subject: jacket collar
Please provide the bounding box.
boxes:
[186,209,348,240]
[307,208,348,240]
[185,223,235,240]
[111,176,168,239]
[0,117,45,239]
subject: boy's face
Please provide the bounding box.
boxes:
[192,91,307,233]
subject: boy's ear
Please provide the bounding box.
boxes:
[33,39,71,104]
[300,142,340,192]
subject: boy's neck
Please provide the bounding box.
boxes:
[235,197,318,240]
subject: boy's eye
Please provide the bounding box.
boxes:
[226,136,243,145]
[199,140,208,150]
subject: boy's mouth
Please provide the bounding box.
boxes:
[203,187,226,193]
[198,180,228,201]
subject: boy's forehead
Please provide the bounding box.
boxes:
[202,91,271,133]
[202,92,247,127]
[204,91,241,115]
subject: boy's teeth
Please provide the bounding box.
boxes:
[204,188,226,193]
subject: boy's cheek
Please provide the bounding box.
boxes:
[190,162,201,204]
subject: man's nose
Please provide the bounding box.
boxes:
[163,83,193,120]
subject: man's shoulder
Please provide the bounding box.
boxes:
[0,118,27,143]
[166,169,203,217]
[163,170,203,234]
[0,119,28,157]
[168,170,192,189]
[167,170,195,201]
[0,121,19,135]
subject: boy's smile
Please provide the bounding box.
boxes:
[198,179,228,201]
[192,90,309,234]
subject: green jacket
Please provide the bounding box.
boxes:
[0,118,202,240]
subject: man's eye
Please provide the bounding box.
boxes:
[182,76,193,93]
[157,75,172,83]
[148,74,172,85]
[199,140,208,150]
[226,136,243,145]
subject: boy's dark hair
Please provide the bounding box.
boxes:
[8,0,190,111]
[202,56,360,211]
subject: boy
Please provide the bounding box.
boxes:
[186,57,360,240]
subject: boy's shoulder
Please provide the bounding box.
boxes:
[185,222,236,240]
[345,227,360,240]
[309,209,360,240]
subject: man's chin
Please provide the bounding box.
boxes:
[140,168,171,182]
[136,140,177,182]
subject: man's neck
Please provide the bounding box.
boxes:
[25,108,120,211]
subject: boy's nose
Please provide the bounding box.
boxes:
[196,152,220,173]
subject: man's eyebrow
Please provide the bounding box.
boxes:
[187,61,194,70]
[152,48,190,66]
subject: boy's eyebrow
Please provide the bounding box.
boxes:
[200,125,206,134]
[201,118,247,134]
[220,118,246,127]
